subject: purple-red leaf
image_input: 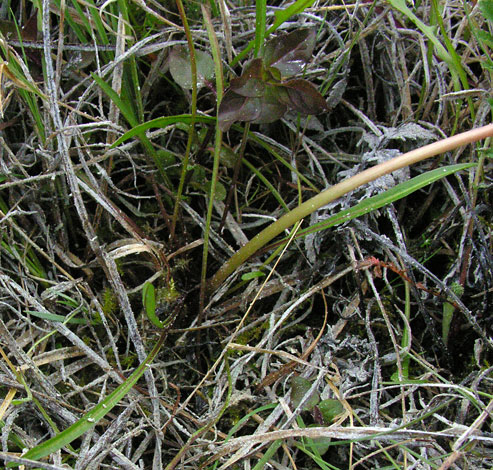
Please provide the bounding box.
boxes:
[218,86,290,130]
[280,79,329,115]
[263,29,316,78]
[218,90,261,131]
[251,85,288,124]
[230,59,265,98]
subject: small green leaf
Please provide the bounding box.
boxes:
[142,282,155,315]
[317,399,344,424]
[218,144,237,168]
[142,282,164,328]
[263,29,316,78]
[241,271,266,281]
[290,376,320,411]
[169,45,214,90]
[205,180,227,201]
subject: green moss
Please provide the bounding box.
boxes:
[102,288,118,316]
[235,320,269,347]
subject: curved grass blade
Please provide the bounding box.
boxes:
[271,163,476,244]
[110,115,216,149]
[8,331,169,467]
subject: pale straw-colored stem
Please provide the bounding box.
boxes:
[208,123,493,294]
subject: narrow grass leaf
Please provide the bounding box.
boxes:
[269,0,316,33]
[388,0,451,64]
[111,115,216,148]
[92,73,138,127]
[8,332,168,466]
[281,163,475,241]
[26,310,93,325]
[254,0,267,58]
[242,158,288,210]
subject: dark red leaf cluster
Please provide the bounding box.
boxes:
[218,29,328,131]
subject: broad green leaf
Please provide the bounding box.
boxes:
[290,376,319,411]
[480,0,493,22]
[263,29,316,77]
[169,45,215,90]
[318,399,344,424]
[279,79,328,115]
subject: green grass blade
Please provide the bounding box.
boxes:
[53,0,87,43]
[254,0,267,58]
[269,0,316,32]
[92,73,138,127]
[281,163,476,241]
[248,133,319,192]
[93,73,172,185]
[242,158,288,211]
[388,0,451,64]
[209,143,482,293]
[110,115,216,148]
[8,331,168,467]
[199,4,225,313]
[25,310,93,325]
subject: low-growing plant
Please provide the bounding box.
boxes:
[218,29,328,131]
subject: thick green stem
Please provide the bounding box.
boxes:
[208,123,493,294]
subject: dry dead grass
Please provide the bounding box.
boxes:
[0,0,492,469]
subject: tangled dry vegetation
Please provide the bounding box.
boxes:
[0,0,492,469]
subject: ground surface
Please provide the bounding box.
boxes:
[0,0,492,469]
